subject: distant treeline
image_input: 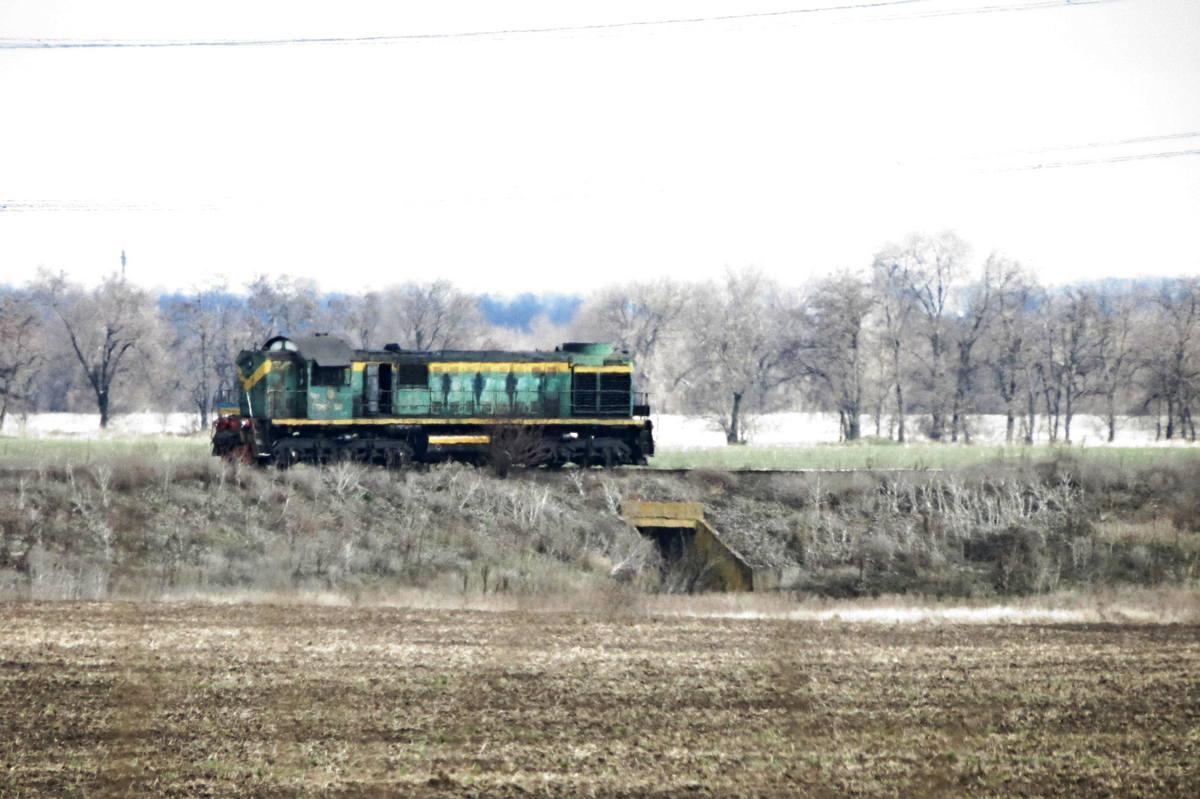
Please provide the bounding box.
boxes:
[1,230,1197,441]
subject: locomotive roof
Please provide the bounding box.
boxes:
[360,347,627,363]
[292,336,355,366]
[258,336,630,364]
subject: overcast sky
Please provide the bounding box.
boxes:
[1,0,1197,295]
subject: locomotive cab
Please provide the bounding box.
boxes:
[238,335,355,420]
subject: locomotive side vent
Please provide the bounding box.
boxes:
[572,372,598,415]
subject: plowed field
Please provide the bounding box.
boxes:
[1,602,1197,797]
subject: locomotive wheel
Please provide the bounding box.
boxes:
[316,441,339,465]
[567,437,632,468]
[271,438,311,468]
[543,447,567,470]
[530,440,562,469]
[383,442,414,470]
[598,442,623,468]
[273,445,294,469]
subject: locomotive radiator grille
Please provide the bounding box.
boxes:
[572,371,632,416]
[572,372,598,415]
[599,373,632,414]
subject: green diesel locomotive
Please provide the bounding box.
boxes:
[211,334,653,468]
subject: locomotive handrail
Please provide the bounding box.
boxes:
[260,386,641,418]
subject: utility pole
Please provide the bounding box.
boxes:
[120,249,126,280]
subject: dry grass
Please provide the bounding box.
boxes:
[2,452,1199,602]
[1097,519,1200,551]
[1,601,1197,797]
[89,583,1200,627]
[643,585,1200,624]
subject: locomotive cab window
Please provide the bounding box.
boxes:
[312,365,347,387]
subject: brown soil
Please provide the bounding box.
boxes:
[1,602,1197,797]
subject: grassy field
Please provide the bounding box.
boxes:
[3,433,1198,472]
[1,602,1196,797]
[0,435,207,464]
[649,441,1200,470]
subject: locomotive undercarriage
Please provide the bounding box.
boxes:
[213,418,650,470]
[270,436,416,469]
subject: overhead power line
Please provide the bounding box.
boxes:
[867,0,1120,22]
[1004,130,1200,156]
[0,2,931,49]
[0,0,1117,50]
[0,200,212,213]
[1002,148,1200,171]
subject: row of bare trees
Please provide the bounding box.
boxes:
[0,273,489,429]
[576,232,1199,444]
[1,233,1198,440]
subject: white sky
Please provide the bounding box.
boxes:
[1,0,1197,295]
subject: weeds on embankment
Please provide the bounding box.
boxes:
[0,450,1197,603]
[0,457,654,601]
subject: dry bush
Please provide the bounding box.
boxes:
[685,468,738,495]
[486,424,549,478]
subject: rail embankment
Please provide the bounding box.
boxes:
[0,451,1197,603]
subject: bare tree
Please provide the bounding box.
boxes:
[1031,296,1065,443]
[1141,278,1200,440]
[345,291,382,349]
[1092,288,1141,442]
[870,244,919,442]
[795,272,874,440]
[164,280,238,429]
[575,279,691,410]
[877,231,970,440]
[863,330,895,439]
[243,274,319,344]
[948,257,1002,442]
[378,280,484,351]
[1038,288,1102,443]
[1059,289,1100,443]
[583,280,689,358]
[983,260,1039,443]
[39,271,160,428]
[0,288,45,430]
[682,269,794,444]
[309,291,383,349]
